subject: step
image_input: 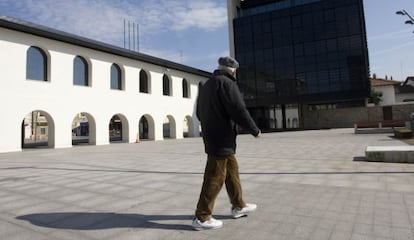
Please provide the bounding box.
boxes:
[365,146,414,163]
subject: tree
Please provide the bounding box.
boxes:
[369,89,383,105]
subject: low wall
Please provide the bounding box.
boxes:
[302,103,414,129]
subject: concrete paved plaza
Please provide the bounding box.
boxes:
[1,128,414,240]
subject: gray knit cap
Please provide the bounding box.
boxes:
[218,56,239,69]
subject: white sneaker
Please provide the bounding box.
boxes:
[231,203,257,219]
[192,217,223,230]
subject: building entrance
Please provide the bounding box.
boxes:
[109,115,122,142]
[249,104,300,132]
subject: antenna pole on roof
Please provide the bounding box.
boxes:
[122,19,140,52]
[128,20,131,50]
[137,23,140,52]
[133,22,135,51]
[123,19,126,49]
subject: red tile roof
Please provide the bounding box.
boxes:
[371,78,401,87]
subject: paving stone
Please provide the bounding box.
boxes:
[0,129,413,240]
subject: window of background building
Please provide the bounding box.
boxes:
[163,74,171,96]
[26,46,47,81]
[139,69,149,93]
[182,79,189,98]
[110,63,122,90]
[73,56,89,86]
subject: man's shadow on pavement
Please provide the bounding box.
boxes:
[16,212,230,231]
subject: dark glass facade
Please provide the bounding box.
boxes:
[233,0,370,130]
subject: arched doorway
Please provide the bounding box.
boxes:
[139,114,155,140]
[163,115,176,139]
[72,112,96,145]
[183,116,194,137]
[109,114,129,142]
[21,110,55,149]
[139,116,149,140]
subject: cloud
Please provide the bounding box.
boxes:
[368,29,411,41]
[141,47,186,64]
[1,0,227,47]
[370,41,414,57]
[0,0,228,71]
[170,1,227,31]
[127,0,227,32]
[2,0,129,45]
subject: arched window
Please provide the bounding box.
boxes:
[110,63,122,90]
[163,74,171,96]
[139,70,149,93]
[73,56,89,86]
[182,79,189,98]
[26,46,47,81]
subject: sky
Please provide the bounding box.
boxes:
[0,0,413,81]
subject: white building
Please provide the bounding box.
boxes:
[0,16,210,153]
[370,75,414,106]
[371,78,401,106]
[396,77,414,103]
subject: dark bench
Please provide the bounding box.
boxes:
[354,119,407,134]
[381,120,406,128]
[355,119,406,129]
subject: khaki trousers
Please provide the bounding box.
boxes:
[195,154,246,222]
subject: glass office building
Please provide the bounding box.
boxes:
[228,0,370,131]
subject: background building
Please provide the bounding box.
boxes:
[227,0,370,131]
[397,77,414,103]
[0,16,209,153]
[369,75,401,106]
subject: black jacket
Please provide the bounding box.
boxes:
[196,70,260,156]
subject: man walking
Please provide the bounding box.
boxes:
[192,56,261,230]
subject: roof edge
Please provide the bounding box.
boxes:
[0,15,211,78]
